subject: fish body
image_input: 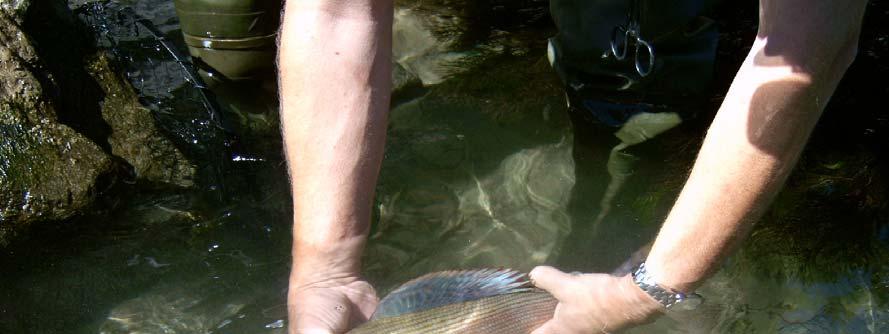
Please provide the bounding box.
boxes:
[347,269,557,334]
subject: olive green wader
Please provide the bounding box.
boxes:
[174,0,282,83]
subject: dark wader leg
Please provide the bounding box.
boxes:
[560,106,684,272]
[562,110,625,271]
[548,0,720,271]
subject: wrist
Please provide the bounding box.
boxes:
[643,254,700,294]
[291,236,366,286]
[290,263,365,295]
[618,273,665,321]
[632,262,704,311]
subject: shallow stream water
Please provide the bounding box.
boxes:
[1,0,887,333]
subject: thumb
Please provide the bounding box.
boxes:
[529,266,576,300]
[530,320,563,334]
[348,281,379,325]
[292,329,333,334]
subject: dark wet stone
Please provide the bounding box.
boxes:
[0,13,114,245]
[87,53,196,188]
[0,0,30,23]
[0,2,198,246]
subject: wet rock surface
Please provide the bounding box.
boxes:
[87,54,196,188]
[0,1,200,245]
[0,10,114,245]
[0,0,28,22]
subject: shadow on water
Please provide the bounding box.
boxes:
[0,0,887,333]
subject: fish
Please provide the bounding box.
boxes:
[347,268,558,334]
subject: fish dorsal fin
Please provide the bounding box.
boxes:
[370,268,532,320]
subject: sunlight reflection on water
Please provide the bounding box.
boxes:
[1,1,886,333]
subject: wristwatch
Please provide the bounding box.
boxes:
[632,262,703,311]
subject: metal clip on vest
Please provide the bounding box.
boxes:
[609,0,656,77]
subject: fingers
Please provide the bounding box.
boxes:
[529,265,577,301]
[533,319,605,334]
[291,328,334,334]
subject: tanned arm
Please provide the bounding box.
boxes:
[645,0,867,293]
[278,0,393,333]
[531,1,867,333]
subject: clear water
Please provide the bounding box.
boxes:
[1,1,887,333]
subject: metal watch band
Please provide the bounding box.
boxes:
[631,262,703,310]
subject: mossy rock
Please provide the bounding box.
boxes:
[86,53,196,188]
[0,12,117,245]
[0,102,113,244]
[0,0,30,23]
[0,8,112,246]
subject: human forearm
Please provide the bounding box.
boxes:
[529,2,866,333]
[645,0,866,292]
[279,0,393,283]
[645,51,826,292]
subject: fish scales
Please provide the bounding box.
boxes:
[348,290,557,334]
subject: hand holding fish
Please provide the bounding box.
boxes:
[529,266,663,333]
[289,276,379,334]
